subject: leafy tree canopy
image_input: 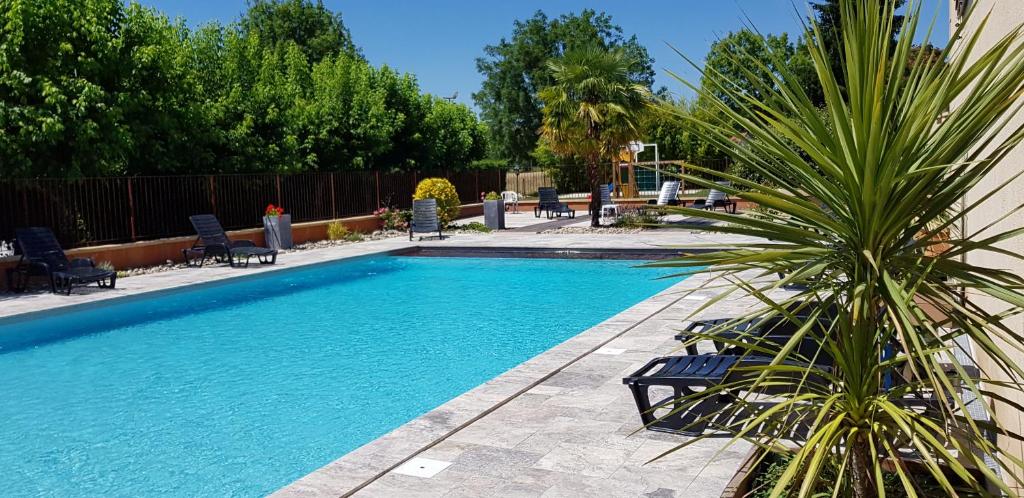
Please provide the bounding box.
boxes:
[0,0,488,178]
[240,0,360,63]
[474,10,654,166]
[539,47,650,226]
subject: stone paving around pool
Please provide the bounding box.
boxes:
[1,210,773,497]
[272,262,782,498]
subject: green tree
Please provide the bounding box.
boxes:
[0,0,488,177]
[422,98,488,170]
[475,10,653,166]
[1,0,127,177]
[702,30,821,114]
[539,47,650,227]
[240,0,360,64]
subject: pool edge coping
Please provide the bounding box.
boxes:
[0,243,723,325]
[270,269,712,498]
[0,243,414,325]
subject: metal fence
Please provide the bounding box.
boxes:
[0,169,504,248]
[505,158,732,199]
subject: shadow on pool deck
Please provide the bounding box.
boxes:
[509,215,592,233]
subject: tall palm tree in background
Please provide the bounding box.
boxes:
[539,47,650,227]
[651,0,1024,496]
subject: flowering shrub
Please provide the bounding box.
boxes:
[374,207,409,230]
[265,204,284,217]
[483,191,501,201]
[413,178,460,225]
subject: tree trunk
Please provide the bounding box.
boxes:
[850,434,874,498]
[587,155,601,227]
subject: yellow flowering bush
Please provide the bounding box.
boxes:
[413,178,460,225]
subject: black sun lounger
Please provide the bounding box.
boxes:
[184,214,277,268]
[11,227,117,295]
[534,187,575,219]
[624,348,832,435]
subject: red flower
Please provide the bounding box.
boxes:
[265,204,284,217]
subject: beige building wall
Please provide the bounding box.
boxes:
[950,0,1024,492]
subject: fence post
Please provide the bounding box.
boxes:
[208,175,217,216]
[21,188,29,228]
[329,173,337,219]
[276,174,282,207]
[474,171,480,200]
[374,170,381,210]
[127,178,137,241]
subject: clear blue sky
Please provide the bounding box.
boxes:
[137,0,949,109]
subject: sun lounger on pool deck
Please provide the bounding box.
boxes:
[624,338,832,435]
[184,214,277,268]
[11,227,117,295]
[535,187,576,219]
[691,181,737,213]
[646,180,682,207]
[409,198,445,241]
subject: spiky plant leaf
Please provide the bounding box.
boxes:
[647,1,1024,496]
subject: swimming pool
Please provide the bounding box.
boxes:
[0,255,686,497]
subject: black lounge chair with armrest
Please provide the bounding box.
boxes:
[624,334,832,435]
[184,214,277,268]
[676,302,838,354]
[632,309,958,436]
[9,227,116,295]
[534,187,575,219]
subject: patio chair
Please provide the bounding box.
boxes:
[409,198,445,241]
[534,187,575,219]
[184,214,277,268]
[646,180,681,206]
[624,336,832,435]
[11,227,117,295]
[500,191,520,213]
[676,312,837,355]
[691,181,737,213]
[600,184,619,221]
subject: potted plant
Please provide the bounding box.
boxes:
[263,204,292,250]
[646,1,1024,496]
[482,191,505,230]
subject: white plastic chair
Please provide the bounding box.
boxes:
[500,191,520,213]
[600,185,619,220]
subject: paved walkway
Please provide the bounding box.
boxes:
[509,215,592,232]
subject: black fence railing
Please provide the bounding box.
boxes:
[0,169,504,248]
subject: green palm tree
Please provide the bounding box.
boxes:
[650,1,1024,496]
[539,47,650,227]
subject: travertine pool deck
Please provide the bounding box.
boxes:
[1,213,767,497]
[272,262,769,498]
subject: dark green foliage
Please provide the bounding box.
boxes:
[474,10,654,165]
[240,0,360,63]
[0,0,488,178]
[749,453,944,498]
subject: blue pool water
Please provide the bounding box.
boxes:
[0,255,686,497]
